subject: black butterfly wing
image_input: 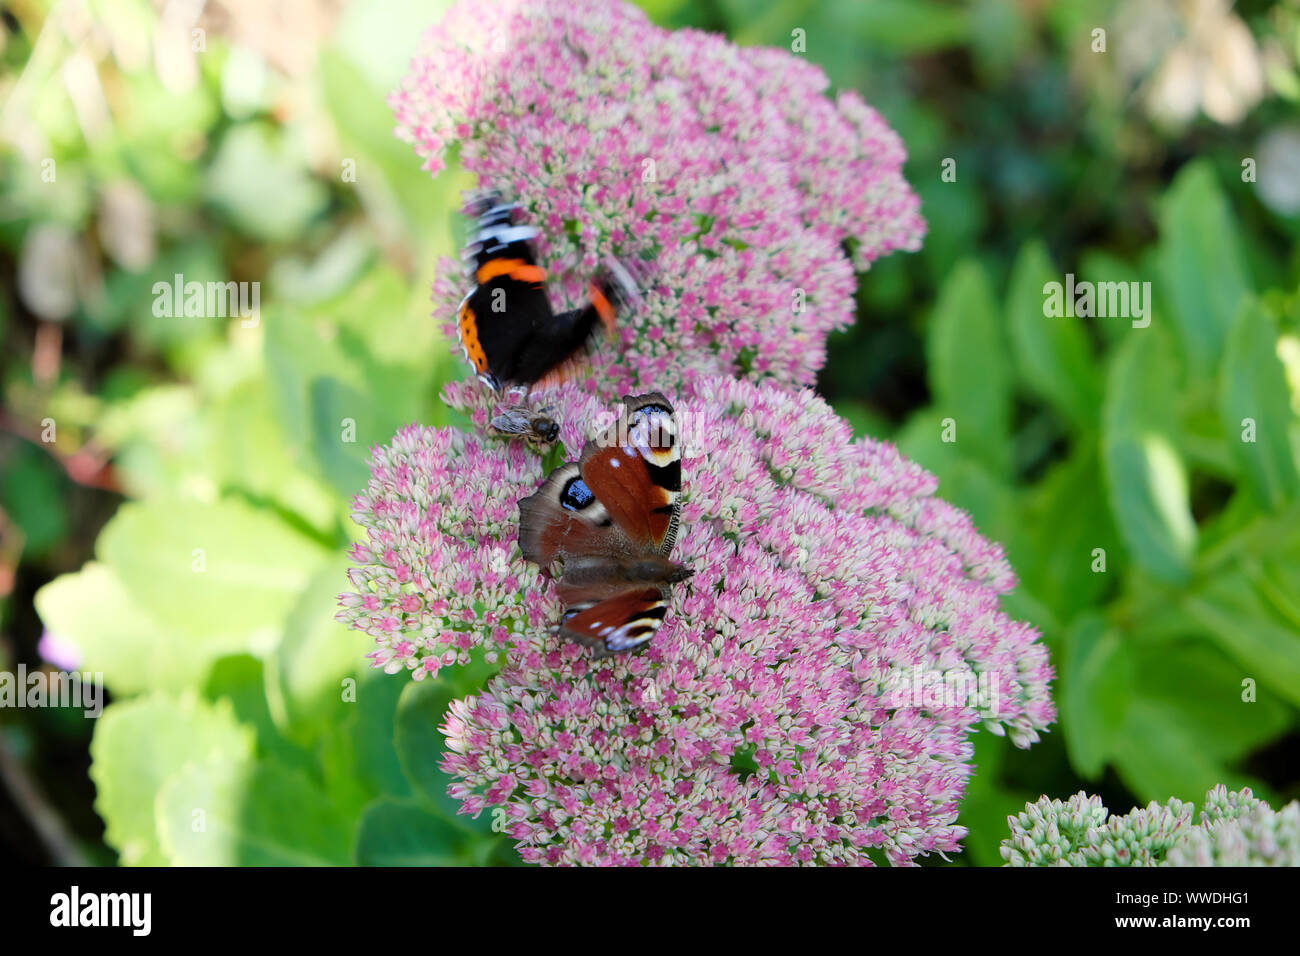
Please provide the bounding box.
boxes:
[457,261,555,389]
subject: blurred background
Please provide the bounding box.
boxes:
[2,0,1299,866]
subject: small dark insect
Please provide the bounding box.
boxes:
[490,397,560,450]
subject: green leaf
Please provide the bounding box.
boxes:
[309,377,383,497]
[35,563,198,694]
[393,678,461,812]
[269,228,376,307]
[1021,443,1121,621]
[331,0,450,96]
[104,241,226,347]
[915,178,987,293]
[1079,250,1146,350]
[1128,640,1291,762]
[96,497,330,649]
[1104,623,1290,804]
[1181,403,1238,480]
[1184,568,1300,709]
[92,384,204,499]
[115,69,219,201]
[203,379,340,534]
[894,412,1028,570]
[354,800,477,866]
[1102,435,1196,583]
[1102,324,1182,437]
[836,0,970,54]
[320,263,446,371]
[1219,298,1300,509]
[318,49,449,246]
[1007,240,1101,429]
[967,0,1033,84]
[1155,160,1251,377]
[926,259,1012,474]
[0,441,69,558]
[319,668,413,814]
[90,694,254,865]
[205,123,328,242]
[833,399,892,441]
[1101,332,1196,583]
[1060,614,1133,779]
[394,657,500,826]
[263,286,442,498]
[266,554,373,747]
[203,654,320,780]
[1111,700,1249,806]
[956,733,1037,866]
[157,756,352,865]
[720,0,966,86]
[387,661,522,863]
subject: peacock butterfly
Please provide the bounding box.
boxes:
[518,393,691,656]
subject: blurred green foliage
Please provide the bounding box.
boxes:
[1,0,1299,866]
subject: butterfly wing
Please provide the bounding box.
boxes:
[519,486,676,657]
[578,393,682,556]
[516,269,639,388]
[518,394,690,658]
[457,266,555,390]
[512,298,607,387]
[558,584,670,658]
[457,194,556,389]
[518,463,619,569]
[460,194,649,393]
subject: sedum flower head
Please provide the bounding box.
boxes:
[1003,786,1300,867]
[1001,793,1194,867]
[1167,786,1300,867]
[338,376,1054,864]
[1000,792,1114,866]
[336,405,552,680]
[394,0,925,396]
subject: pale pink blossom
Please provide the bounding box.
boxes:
[394,0,925,397]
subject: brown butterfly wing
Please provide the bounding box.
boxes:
[517,463,620,569]
[578,393,681,556]
[559,584,670,657]
[518,393,688,658]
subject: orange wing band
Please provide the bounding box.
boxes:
[589,284,617,333]
[475,259,547,285]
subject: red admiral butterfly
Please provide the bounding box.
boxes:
[456,192,637,445]
[518,393,691,657]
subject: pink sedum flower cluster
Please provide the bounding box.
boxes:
[393,0,925,396]
[337,382,598,679]
[341,0,1056,865]
[340,378,1055,864]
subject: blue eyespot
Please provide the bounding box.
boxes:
[561,477,594,511]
